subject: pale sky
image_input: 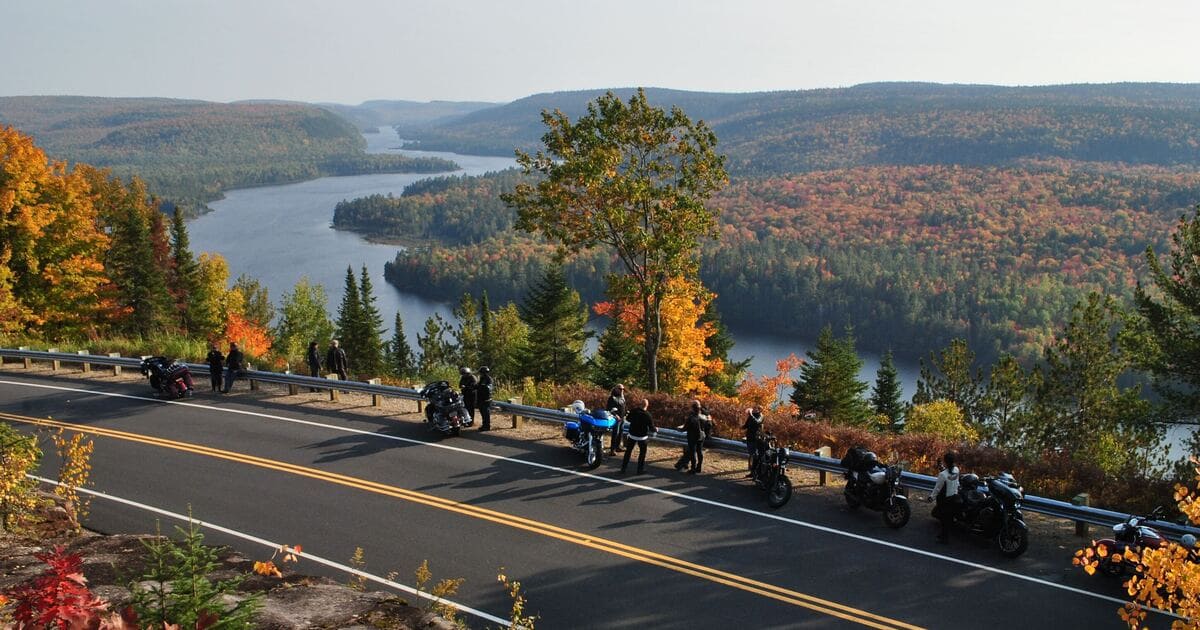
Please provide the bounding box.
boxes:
[3,0,1199,104]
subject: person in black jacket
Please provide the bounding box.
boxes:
[205,343,224,392]
[221,342,244,393]
[459,367,478,423]
[476,366,494,431]
[606,384,627,454]
[743,406,764,478]
[620,398,657,474]
[674,400,706,474]
[326,340,349,387]
[305,341,322,392]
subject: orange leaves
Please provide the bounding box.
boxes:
[252,561,282,578]
[254,544,302,579]
[737,352,803,410]
[224,312,272,358]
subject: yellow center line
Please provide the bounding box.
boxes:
[4,412,923,630]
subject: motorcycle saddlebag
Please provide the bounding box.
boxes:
[564,421,581,443]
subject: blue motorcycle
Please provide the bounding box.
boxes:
[564,401,617,469]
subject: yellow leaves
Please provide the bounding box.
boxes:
[51,428,94,527]
[252,561,282,578]
[254,543,302,579]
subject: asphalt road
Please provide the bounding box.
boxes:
[0,370,1162,629]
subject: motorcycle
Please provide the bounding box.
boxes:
[417,381,473,436]
[1094,506,1169,576]
[839,446,910,528]
[564,401,616,469]
[750,432,793,508]
[140,356,194,399]
[953,472,1029,558]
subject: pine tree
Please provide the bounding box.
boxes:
[105,182,172,336]
[417,314,453,374]
[590,318,642,389]
[913,339,985,427]
[790,325,871,426]
[168,208,203,333]
[355,265,386,377]
[517,266,589,384]
[870,351,905,430]
[453,292,482,369]
[699,300,750,396]
[335,266,363,360]
[388,312,416,379]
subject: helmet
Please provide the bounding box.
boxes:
[480,366,490,373]
[459,367,471,375]
[571,400,587,414]
[1183,534,1198,549]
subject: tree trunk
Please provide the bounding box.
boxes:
[643,293,659,392]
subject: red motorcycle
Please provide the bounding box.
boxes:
[1095,506,1169,576]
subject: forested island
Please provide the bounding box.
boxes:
[0,96,460,215]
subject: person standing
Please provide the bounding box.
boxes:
[929,452,961,543]
[621,398,657,474]
[459,367,478,423]
[476,366,494,431]
[222,342,244,393]
[205,343,224,392]
[606,384,627,455]
[743,406,764,478]
[305,341,322,393]
[674,400,706,474]
[326,339,349,386]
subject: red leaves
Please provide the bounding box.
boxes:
[7,546,111,629]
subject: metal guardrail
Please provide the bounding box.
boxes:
[3,347,1199,539]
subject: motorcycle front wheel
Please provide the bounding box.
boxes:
[997,524,1029,558]
[767,474,793,508]
[883,497,911,529]
[843,482,861,509]
[585,437,604,469]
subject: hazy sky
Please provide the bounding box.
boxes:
[4,0,1199,104]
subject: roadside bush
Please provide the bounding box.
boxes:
[0,422,41,532]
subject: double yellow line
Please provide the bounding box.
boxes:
[4,412,922,630]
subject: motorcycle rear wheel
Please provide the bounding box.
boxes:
[767,474,793,508]
[997,525,1029,558]
[883,498,911,529]
[585,438,604,469]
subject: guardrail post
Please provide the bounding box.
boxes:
[108,353,121,375]
[1072,493,1090,536]
[509,397,523,428]
[326,374,340,401]
[814,446,832,485]
[284,371,298,395]
[414,384,424,413]
[48,348,60,371]
[77,350,91,373]
[247,364,258,391]
[368,378,382,407]
[19,346,31,369]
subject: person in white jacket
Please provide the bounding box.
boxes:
[929,452,960,543]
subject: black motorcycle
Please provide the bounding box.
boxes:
[840,446,910,528]
[750,432,793,508]
[140,356,194,399]
[953,472,1029,558]
[417,381,473,436]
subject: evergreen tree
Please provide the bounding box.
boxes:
[517,266,589,383]
[453,292,482,368]
[106,184,172,336]
[168,208,203,333]
[388,312,417,379]
[591,318,642,389]
[1132,207,1200,417]
[479,291,494,368]
[274,277,334,364]
[417,313,453,374]
[699,300,750,396]
[984,353,1033,449]
[335,266,363,358]
[870,350,905,429]
[355,265,386,377]
[790,326,871,426]
[913,339,986,428]
[1026,293,1157,474]
[232,274,273,329]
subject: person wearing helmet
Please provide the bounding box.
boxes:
[477,366,494,431]
[606,384,627,455]
[459,367,478,423]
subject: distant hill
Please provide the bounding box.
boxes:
[0,96,458,215]
[399,83,1200,174]
[316,99,497,131]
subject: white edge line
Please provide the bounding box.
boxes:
[0,378,1155,613]
[27,475,512,627]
